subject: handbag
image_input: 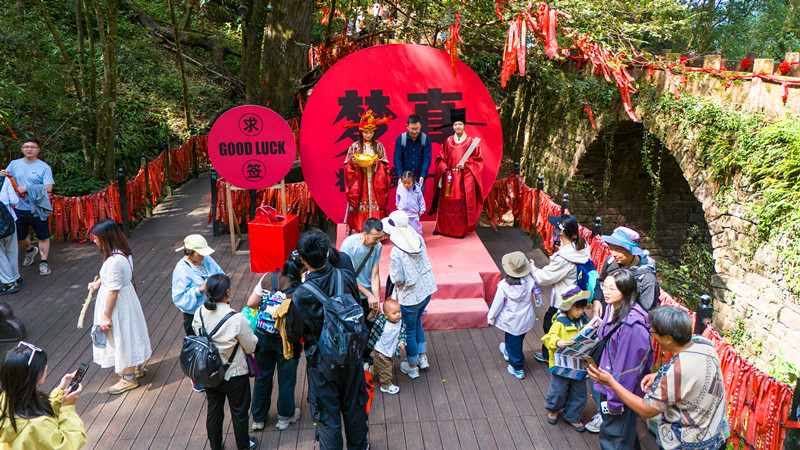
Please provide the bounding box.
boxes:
[0,204,14,239]
[588,322,623,363]
[91,325,108,349]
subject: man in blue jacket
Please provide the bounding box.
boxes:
[393,115,432,190]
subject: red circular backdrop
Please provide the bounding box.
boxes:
[299,44,502,223]
[208,105,297,189]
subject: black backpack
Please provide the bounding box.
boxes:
[300,268,368,367]
[0,204,15,239]
[179,310,240,389]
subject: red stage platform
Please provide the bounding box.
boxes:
[337,222,501,330]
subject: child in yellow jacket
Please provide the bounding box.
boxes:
[541,286,591,433]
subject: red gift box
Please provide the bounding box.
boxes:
[249,213,299,273]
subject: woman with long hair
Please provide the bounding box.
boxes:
[88,219,152,395]
[530,214,592,363]
[594,268,654,449]
[195,274,258,450]
[245,252,303,431]
[0,343,86,448]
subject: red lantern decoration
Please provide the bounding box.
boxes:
[779,61,791,75]
[741,58,752,70]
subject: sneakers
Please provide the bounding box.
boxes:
[380,384,400,395]
[533,352,548,363]
[22,247,38,267]
[499,343,510,362]
[134,367,147,379]
[275,408,301,430]
[39,262,51,276]
[248,436,258,449]
[0,281,19,295]
[419,355,430,370]
[400,361,419,379]
[585,413,603,433]
[507,364,525,380]
[190,379,205,393]
[108,377,139,395]
[251,421,265,431]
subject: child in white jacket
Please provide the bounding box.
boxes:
[488,251,537,380]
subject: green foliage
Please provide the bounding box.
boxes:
[644,89,800,298]
[765,349,798,385]
[657,226,715,310]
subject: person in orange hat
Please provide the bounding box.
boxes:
[342,110,392,233]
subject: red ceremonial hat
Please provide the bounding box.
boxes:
[341,109,393,131]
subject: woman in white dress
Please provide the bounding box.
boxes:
[88,219,152,395]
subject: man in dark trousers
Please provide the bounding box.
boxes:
[393,114,432,189]
[286,230,369,449]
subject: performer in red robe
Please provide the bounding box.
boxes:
[342,110,392,232]
[432,108,484,237]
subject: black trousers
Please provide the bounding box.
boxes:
[541,306,558,360]
[205,375,251,450]
[183,312,195,336]
[307,362,369,450]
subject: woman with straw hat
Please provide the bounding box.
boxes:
[382,210,437,379]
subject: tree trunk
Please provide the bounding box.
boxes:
[241,0,269,104]
[259,0,314,116]
[167,0,192,130]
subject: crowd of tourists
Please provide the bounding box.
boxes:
[0,122,729,450]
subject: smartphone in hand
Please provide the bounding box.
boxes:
[582,356,598,369]
[67,363,89,393]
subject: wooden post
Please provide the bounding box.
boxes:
[693,294,714,335]
[532,175,543,247]
[117,168,130,236]
[225,183,249,255]
[163,140,173,196]
[142,154,151,217]
[191,128,199,179]
[248,190,257,221]
[210,169,219,236]
[786,52,800,78]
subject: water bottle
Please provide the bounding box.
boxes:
[533,283,543,307]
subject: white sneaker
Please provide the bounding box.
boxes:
[400,361,419,379]
[419,356,430,369]
[23,247,38,267]
[499,343,510,362]
[585,413,603,433]
[275,408,301,430]
[380,384,400,394]
[39,262,51,276]
[251,421,265,431]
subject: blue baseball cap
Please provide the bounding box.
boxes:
[602,227,644,256]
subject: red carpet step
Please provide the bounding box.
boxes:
[337,222,499,330]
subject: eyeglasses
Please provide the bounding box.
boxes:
[17,341,42,366]
[21,146,39,150]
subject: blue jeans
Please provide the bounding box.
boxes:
[505,332,526,371]
[252,331,299,422]
[400,295,431,365]
[545,373,588,423]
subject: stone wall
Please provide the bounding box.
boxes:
[565,121,710,263]
[504,57,800,369]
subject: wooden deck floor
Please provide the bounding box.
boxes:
[9,175,657,449]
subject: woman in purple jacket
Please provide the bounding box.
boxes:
[594,268,654,450]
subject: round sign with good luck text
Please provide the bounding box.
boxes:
[299,44,503,223]
[208,105,296,189]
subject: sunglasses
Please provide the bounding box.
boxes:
[17,341,42,366]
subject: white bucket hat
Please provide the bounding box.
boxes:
[381,210,422,254]
[175,234,215,256]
